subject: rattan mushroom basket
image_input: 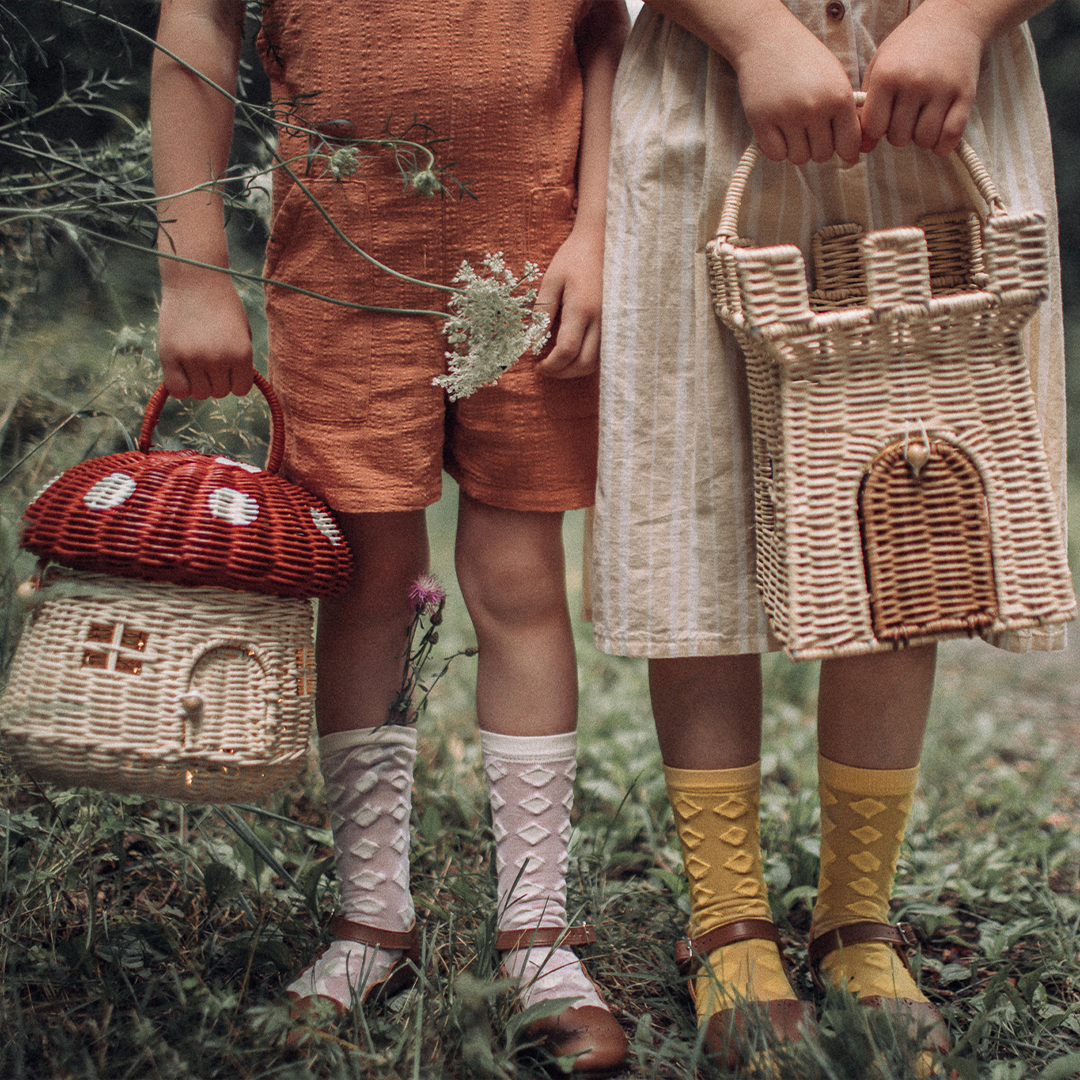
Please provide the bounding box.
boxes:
[706,131,1076,660]
[0,374,353,801]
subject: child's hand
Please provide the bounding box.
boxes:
[534,227,603,379]
[860,2,984,156]
[157,273,254,399]
[731,16,861,165]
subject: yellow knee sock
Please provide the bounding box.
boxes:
[665,762,798,1020]
[812,754,927,1002]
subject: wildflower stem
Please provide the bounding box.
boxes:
[28,218,449,319]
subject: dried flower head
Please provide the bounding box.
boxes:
[433,253,550,400]
[410,167,442,198]
[326,146,361,180]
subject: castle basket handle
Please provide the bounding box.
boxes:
[713,92,1006,244]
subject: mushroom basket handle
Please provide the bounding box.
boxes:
[712,91,1007,244]
[138,371,285,475]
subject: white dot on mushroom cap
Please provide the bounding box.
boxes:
[214,456,261,474]
[310,506,344,545]
[84,472,137,510]
[208,487,259,526]
[33,474,62,502]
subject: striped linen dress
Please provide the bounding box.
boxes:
[591,0,1068,660]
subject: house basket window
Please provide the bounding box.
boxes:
[82,622,149,675]
[295,646,315,696]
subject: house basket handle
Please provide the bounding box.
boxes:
[713,92,1007,243]
[137,371,285,475]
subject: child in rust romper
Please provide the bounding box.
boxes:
[151,1,629,1071]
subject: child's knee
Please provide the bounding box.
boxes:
[456,540,566,629]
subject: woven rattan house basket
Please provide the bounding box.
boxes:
[0,374,352,802]
[706,134,1076,660]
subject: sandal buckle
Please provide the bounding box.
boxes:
[674,935,696,975]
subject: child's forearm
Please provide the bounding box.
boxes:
[151,0,244,283]
[573,2,630,237]
[531,3,629,379]
[642,0,806,70]
[646,0,1053,58]
[913,0,1056,46]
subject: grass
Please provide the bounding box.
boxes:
[2,325,1080,1078]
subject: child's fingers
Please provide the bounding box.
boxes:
[858,88,894,147]
[539,307,589,376]
[167,358,249,400]
[158,332,254,400]
[931,99,969,157]
[832,107,862,165]
[161,359,193,400]
[755,124,791,164]
[911,99,951,151]
[883,92,925,148]
[784,129,814,167]
[541,320,599,378]
[806,120,837,165]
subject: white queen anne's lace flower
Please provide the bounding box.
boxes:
[434,253,550,400]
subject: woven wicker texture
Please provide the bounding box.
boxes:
[861,439,998,642]
[706,130,1076,659]
[19,374,352,599]
[0,570,315,802]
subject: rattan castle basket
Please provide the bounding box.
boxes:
[0,374,353,801]
[706,130,1076,660]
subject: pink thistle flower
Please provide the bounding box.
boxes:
[409,572,446,616]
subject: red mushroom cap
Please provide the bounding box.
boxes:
[19,376,352,599]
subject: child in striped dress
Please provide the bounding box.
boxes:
[594,0,1064,1069]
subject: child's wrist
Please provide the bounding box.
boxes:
[911,0,995,48]
[158,256,233,293]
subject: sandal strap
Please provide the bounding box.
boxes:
[496,924,597,952]
[675,918,782,977]
[326,915,421,961]
[807,921,917,991]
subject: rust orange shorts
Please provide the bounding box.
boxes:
[267,314,599,516]
[263,178,598,516]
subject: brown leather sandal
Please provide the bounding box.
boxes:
[808,921,950,1058]
[676,918,815,1070]
[498,924,628,1077]
[288,915,421,1016]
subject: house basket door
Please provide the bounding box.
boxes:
[181,642,275,758]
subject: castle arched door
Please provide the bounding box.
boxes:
[859,438,998,644]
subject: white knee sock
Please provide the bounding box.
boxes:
[287,725,416,1006]
[481,730,606,1012]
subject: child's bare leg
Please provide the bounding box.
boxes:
[812,645,948,1059]
[455,491,576,737]
[289,511,428,1011]
[816,646,936,770]
[315,510,430,736]
[649,654,762,769]
[650,655,810,1063]
[455,493,626,1072]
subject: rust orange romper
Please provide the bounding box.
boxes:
[256,0,599,515]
